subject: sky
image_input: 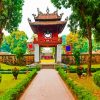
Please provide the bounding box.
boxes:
[4,0,72,39]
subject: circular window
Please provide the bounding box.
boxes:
[44,31,52,38]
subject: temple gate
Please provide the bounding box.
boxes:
[28,8,67,63]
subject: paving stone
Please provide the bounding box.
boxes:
[19,69,75,100]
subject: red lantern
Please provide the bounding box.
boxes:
[29,44,33,49]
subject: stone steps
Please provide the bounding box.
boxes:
[41,64,55,69]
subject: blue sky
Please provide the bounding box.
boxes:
[4,0,72,39]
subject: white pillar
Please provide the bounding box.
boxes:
[56,44,62,63]
[34,44,39,63]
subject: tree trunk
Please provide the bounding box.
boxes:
[87,27,92,76]
[0,29,3,46]
[79,6,92,76]
[0,0,3,13]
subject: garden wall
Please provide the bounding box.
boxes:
[0,53,100,65]
[62,54,100,64]
[0,54,34,65]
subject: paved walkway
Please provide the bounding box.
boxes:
[19,69,75,100]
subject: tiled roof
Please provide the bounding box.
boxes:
[29,21,66,26]
[32,8,63,21]
[35,14,61,20]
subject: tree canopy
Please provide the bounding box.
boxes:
[3,30,28,58]
[0,36,11,52]
[0,0,24,45]
[66,32,78,46]
[51,0,100,75]
[62,35,67,46]
[66,32,89,53]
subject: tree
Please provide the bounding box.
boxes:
[66,32,78,47]
[73,36,89,53]
[62,35,67,46]
[0,0,24,45]
[51,0,100,76]
[7,30,28,64]
[62,35,67,54]
[0,35,11,52]
[92,38,100,51]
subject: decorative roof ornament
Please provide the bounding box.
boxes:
[46,7,49,14]
[28,18,31,22]
[54,10,58,14]
[32,14,36,19]
[37,8,43,15]
[65,16,68,21]
[60,13,64,17]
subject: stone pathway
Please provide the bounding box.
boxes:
[19,69,75,100]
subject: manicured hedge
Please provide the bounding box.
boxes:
[0,67,35,71]
[0,71,27,74]
[93,71,100,87]
[0,68,38,100]
[64,67,100,73]
[58,68,97,100]
[0,66,40,74]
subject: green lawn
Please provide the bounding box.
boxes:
[0,63,27,70]
[70,64,100,68]
[0,74,26,96]
[68,73,100,100]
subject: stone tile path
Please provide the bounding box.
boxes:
[19,69,75,100]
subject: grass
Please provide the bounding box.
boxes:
[0,63,27,70]
[70,64,100,68]
[0,74,26,96]
[68,73,100,100]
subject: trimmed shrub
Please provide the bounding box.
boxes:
[69,67,100,73]
[12,67,19,80]
[58,68,68,80]
[0,69,37,100]
[93,71,100,87]
[57,68,97,100]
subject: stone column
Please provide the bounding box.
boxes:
[34,44,39,63]
[56,44,62,63]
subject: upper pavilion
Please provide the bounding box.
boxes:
[28,8,67,47]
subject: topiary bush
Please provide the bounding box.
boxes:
[0,69,37,100]
[12,67,19,80]
[93,71,100,87]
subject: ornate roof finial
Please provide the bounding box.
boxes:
[37,8,40,13]
[28,18,31,22]
[32,14,36,19]
[60,13,64,17]
[46,7,49,14]
[37,8,43,15]
[54,10,58,14]
[65,16,68,21]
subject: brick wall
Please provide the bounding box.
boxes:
[62,54,100,64]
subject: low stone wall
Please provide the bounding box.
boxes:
[0,54,34,65]
[62,54,100,64]
[0,54,100,65]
